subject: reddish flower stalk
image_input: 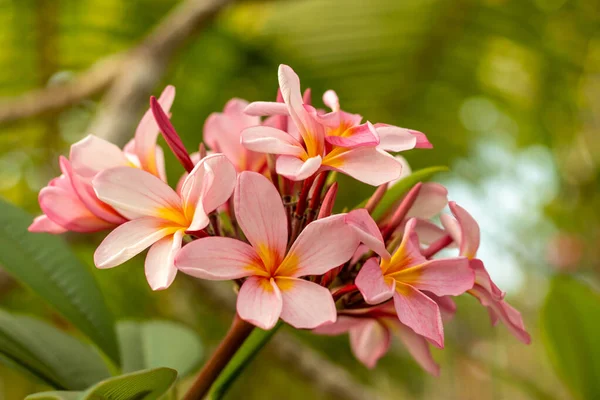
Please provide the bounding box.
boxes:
[183,314,254,400]
[332,283,358,301]
[365,183,388,214]
[306,171,330,224]
[381,182,423,241]
[422,234,453,258]
[317,182,338,219]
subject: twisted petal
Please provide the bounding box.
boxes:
[446,202,480,259]
[276,155,322,181]
[176,237,261,280]
[237,277,282,330]
[323,147,402,186]
[277,278,337,329]
[375,125,418,152]
[345,209,390,260]
[394,321,440,376]
[235,171,288,267]
[393,285,444,348]
[356,257,396,304]
[145,229,183,291]
[94,217,177,269]
[241,126,304,156]
[470,258,505,301]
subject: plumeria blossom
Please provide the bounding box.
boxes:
[203,98,268,173]
[356,218,473,347]
[440,202,531,344]
[175,171,388,330]
[92,154,236,290]
[29,86,176,233]
[315,302,440,375]
[242,64,430,186]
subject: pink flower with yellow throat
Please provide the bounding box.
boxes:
[241,65,430,186]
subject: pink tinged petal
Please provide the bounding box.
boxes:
[150,96,195,172]
[61,157,126,225]
[277,278,337,329]
[356,257,396,304]
[282,215,359,277]
[278,64,311,131]
[349,320,392,369]
[326,122,380,148]
[94,217,176,269]
[93,167,183,221]
[375,125,418,152]
[324,147,402,186]
[38,186,113,233]
[391,257,474,297]
[237,276,282,330]
[394,322,440,376]
[175,237,260,280]
[28,215,67,233]
[197,154,237,214]
[385,218,428,273]
[470,258,505,301]
[276,155,322,181]
[412,130,432,149]
[345,209,391,260]
[473,287,531,344]
[323,89,340,111]
[69,135,129,178]
[235,171,288,267]
[134,85,176,176]
[406,183,448,220]
[313,315,360,335]
[414,219,449,246]
[302,88,312,105]
[243,101,289,116]
[145,229,183,291]
[426,293,457,321]
[448,202,480,259]
[393,285,444,348]
[241,126,305,157]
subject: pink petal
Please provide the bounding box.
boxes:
[281,215,359,277]
[325,122,380,149]
[389,257,474,297]
[345,209,390,259]
[414,219,449,246]
[356,257,396,304]
[243,101,289,116]
[394,321,440,376]
[276,155,322,181]
[134,85,175,177]
[470,258,505,301]
[175,237,261,280]
[313,315,361,335]
[234,172,287,268]
[385,218,428,274]
[39,186,113,233]
[406,183,448,219]
[241,126,305,157]
[94,217,177,269]
[426,293,457,321]
[276,277,337,329]
[412,130,432,149]
[198,154,237,214]
[69,135,129,178]
[375,125,418,152]
[350,319,391,369]
[322,90,340,111]
[448,202,480,259]
[28,215,67,234]
[145,229,183,291]
[237,276,282,330]
[93,167,183,221]
[393,285,444,348]
[323,147,402,186]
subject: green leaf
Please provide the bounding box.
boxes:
[540,275,600,400]
[0,309,111,390]
[25,367,178,400]
[0,198,119,363]
[207,322,282,400]
[355,166,449,220]
[117,320,203,377]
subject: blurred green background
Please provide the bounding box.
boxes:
[1,0,600,399]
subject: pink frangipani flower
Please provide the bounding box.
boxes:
[204,98,268,173]
[355,218,473,347]
[440,202,531,344]
[242,65,430,186]
[29,86,176,234]
[92,154,236,291]
[175,171,388,330]
[315,303,440,375]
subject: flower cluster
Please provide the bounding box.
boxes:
[30,65,530,374]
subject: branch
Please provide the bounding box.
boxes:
[0,0,235,130]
